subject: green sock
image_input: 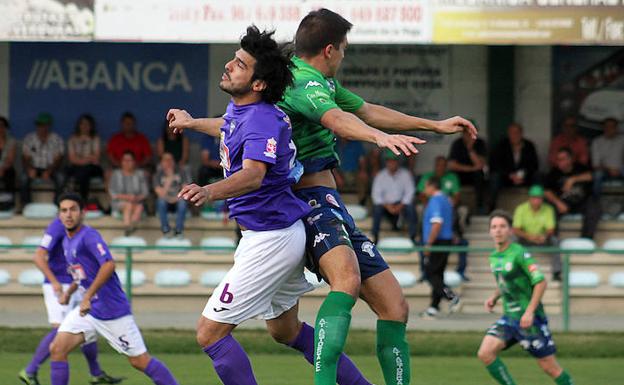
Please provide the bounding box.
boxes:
[314,291,356,385]
[486,357,516,385]
[555,370,573,385]
[376,320,411,385]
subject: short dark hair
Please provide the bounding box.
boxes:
[57,192,84,209]
[489,209,512,226]
[294,8,353,57]
[74,114,97,137]
[240,25,294,104]
[426,176,441,190]
[557,147,573,158]
[122,150,136,159]
[121,111,135,121]
[0,116,9,129]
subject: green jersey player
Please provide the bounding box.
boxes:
[478,210,573,385]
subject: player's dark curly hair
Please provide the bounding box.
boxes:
[240,26,293,104]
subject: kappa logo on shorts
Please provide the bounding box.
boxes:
[325,194,340,208]
[313,233,330,247]
[361,241,376,258]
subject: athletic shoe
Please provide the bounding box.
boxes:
[89,371,124,385]
[18,369,41,385]
[448,295,462,314]
[419,307,438,320]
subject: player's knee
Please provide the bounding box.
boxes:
[128,353,150,371]
[539,360,562,378]
[477,346,495,364]
[196,320,229,348]
[49,340,67,360]
[268,327,295,345]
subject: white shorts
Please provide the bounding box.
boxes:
[58,307,147,357]
[43,283,83,325]
[202,219,313,325]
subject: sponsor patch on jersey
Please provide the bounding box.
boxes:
[40,233,53,248]
[505,262,513,272]
[305,80,322,89]
[325,193,339,208]
[96,243,107,256]
[219,133,231,171]
[528,264,539,272]
[264,137,277,159]
[229,120,236,134]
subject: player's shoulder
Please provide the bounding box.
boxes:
[81,225,104,243]
[509,242,528,257]
[290,59,327,87]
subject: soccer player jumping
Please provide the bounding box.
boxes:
[479,210,573,385]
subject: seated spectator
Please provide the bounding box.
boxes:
[448,131,487,213]
[109,151,148,235]
[371,150,417,244]
[20,113,65,207]
[153,152,191,238]
[489,123,539,211]
[334,138,369,205]
[106,112,153,170]
[544,148,600,239]
[156,120,189,170]
[548,115,589,167]
[0,116,16,206]
[591,117,624,196]
[513,185,561,281]
[197,135,222,186]
[66,114,103,202]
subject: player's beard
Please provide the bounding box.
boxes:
[219,80,253,98]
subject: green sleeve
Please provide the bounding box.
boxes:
[544,204,556,231]
[518,247,545,285]
[284,76,341,124]
[417,172,430,193]
[334,80,365,113]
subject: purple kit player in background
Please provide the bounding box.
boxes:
[47,192,180,385]
[172,26,372,385]
[19,217,121,385]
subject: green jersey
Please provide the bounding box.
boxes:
[417,171,461,196]
[489,242,545,320]
[277,56,365,174]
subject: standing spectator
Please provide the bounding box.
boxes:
[197,135,222,186]
[448,131,488,213]
[489,123,539,211]
[106,112,152,170]
[0,116,16,205]
[591,117,624,196]
[548,115,589,167]
[334,137,369,205]
[544,148,600,239]
[153,153,191,238]
[421,177,461,319]
[109,151,148,235]
[65,114,103,202]
[20,113,65,207]
[513,185,562,281]
[371,150,417,244]
[156,120,189,169]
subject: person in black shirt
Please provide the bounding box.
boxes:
[448,131,487,213]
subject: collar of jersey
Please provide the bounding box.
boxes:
[292,56,328,79]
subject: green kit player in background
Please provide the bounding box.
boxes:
[478,210,574,385]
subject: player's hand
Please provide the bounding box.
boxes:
[58,291,70,305]
[376,133,425,156]
[52,281,63,297]
[435,116,478,139]
[179,184,211,206]
[167,109,193,134]
[484,296,498,312]
[79,297,91,316]
[520,310,534,329]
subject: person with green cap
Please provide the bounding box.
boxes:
[371,149,417,245]
[512,185,561,281]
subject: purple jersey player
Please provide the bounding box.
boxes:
[19,218,121,385]
[169,26,371,385]
[48,192,179,385]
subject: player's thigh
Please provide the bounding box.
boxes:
[318,245,360,297]
[478,335,507,363]
[50,331,86,358]
[92,314,147,357]
[359,269,408,322]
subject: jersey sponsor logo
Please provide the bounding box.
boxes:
[305,80,323,89]
[40,234,53,248]
[325,193,340,208]
[528,264,539,272]
[69,264,86,282]
[264,137,277,159]
[505,262,513,272]
[326,79,336,92]
[361,241,375,258]
[229,120,236,134]
[313,233,330,247]
[96,243,107,256]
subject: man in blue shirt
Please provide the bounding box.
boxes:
[421,177,461,318]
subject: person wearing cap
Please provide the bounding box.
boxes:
[371,149,417,245]
[512,185,561,281]
[20,112,65,208]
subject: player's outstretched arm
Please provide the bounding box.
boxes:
[166,109,224,137]
[355,102,478,139]
[321,108,425,156]
[33,248,61,294]
[520,280,547,329]
[80,260,116,316]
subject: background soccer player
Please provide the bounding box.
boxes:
[48,192,179,385]
[478,210,573,385]
[19,217,121,385]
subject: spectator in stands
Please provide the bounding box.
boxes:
[417,156,470,281]
[513,185,562,281]
[548,115,589,167]
[448,130,488,213]
[65,114,103,202]
[334,138,369,205]
[489,123,539,211]
[156,120,189,170]
[544,148,600,239]
[371,150,417,245]
[0,116,16,206]
[591,117,624,197]
[197,135,222,186]
[154,152,191,239]
[20,113,65,207]
[106,112,153,170]
[109,151,148,235]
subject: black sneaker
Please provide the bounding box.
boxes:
[89,371,124,385]
[19,369,41,385]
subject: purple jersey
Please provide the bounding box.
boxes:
[63,225,131,320]
[39,218,73,284]
[219,100,310,231]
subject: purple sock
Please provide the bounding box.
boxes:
[203,334,258,385]
[289,322,372,385]
[26,328,57,375]
[50,361,69,385]
[81,342,103,377]
[144,357,179,385]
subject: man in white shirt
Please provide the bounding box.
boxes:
[591,117,624,197]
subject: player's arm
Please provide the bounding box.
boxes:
[179,159,267,206]
[167,109,224,137]
[484,287,501,312]
[80,260,115,316]
[521,280,547,329]
[58,282,78,305]
[33,248,61,293]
